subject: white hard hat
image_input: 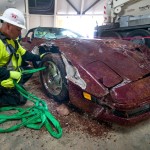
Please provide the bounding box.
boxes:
[0,8,26,29]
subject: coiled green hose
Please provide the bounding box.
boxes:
[0,67,62,139]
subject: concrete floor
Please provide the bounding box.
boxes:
[0,119,150,150]
[105,120,150,150]
[0,75,150,150]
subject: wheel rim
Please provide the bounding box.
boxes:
[42,61,63,95]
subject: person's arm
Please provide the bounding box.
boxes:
[22,51,41,61]
[17,42,41,61]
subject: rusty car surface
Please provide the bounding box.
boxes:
[21,27,150,125]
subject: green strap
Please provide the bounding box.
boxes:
[21,67,46,74]
[0,67,63,139]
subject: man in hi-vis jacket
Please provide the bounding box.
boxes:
[0,8,41,106]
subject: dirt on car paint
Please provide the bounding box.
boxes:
[1,72,150,150]
[25,72,113,138]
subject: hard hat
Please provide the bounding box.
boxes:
[0,8,26,29]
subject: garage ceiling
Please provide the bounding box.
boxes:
[57,0,105,15]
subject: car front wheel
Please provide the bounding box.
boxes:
[40,53,69,103]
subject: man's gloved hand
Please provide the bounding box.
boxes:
[1,78,15,88]
[40,53,46,59]
[10,71,22,83]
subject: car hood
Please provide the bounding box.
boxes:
[54,38,150,88]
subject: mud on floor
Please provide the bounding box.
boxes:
[24,73,113,138]
[0,73,150,150]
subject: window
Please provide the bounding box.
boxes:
[61,30,79,38]
[28,0,55,15]
[34,28,56,39]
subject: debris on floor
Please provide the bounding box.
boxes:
[56,104,70,116]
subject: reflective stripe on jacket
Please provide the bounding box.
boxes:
[0,39,26,88]
[0,39,26,70]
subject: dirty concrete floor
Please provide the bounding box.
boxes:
[0,73,150,150]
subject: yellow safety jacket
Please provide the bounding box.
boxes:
[0,38,26,88]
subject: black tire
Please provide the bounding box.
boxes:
[40,53,69,103]
[32,61,41,68]
[101,31,122,39]
[127,29,150,48]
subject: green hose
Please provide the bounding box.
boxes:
[0,67,63,139]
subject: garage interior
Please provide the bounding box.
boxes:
[0,0,105,38]
[0,0,150,150]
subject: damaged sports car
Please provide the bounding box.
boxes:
[21,27,150,125]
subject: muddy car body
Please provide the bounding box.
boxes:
[21,27,150,125]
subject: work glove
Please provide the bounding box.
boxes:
[32,54,44,68]
[1,78,15,88]
[40,53,46,59]
[1,71,22,88]
[10,71,22,83]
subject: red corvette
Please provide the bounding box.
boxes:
[21,27,150,125]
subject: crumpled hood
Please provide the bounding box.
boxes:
[55,38,150,87]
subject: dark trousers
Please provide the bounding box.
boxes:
[0,87,27,106]
[0,66,33,106]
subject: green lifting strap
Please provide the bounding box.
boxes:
[0,67,63,139]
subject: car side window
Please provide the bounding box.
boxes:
[28,31,34,38]
[26,31,34,41]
